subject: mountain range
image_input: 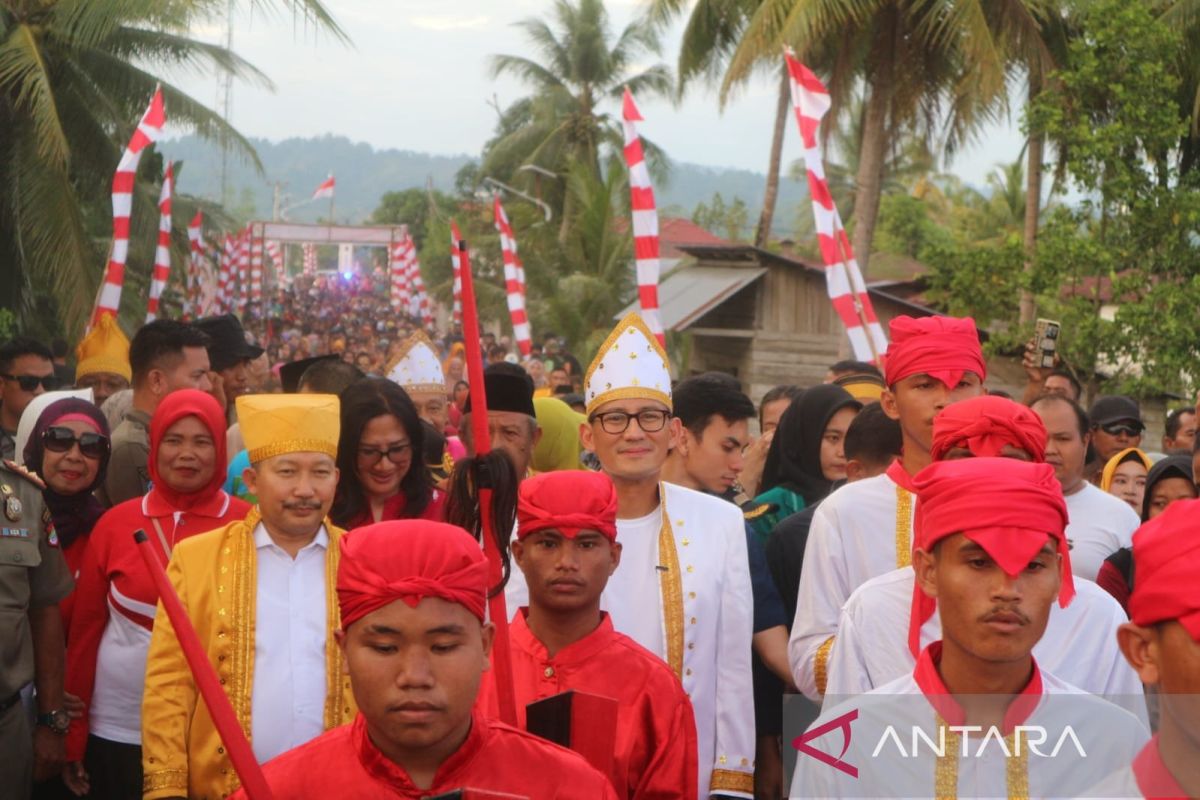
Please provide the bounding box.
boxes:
[158,134,810,230]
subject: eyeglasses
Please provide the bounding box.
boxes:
[1,373,59,392]
[1099,422,1143,437]
[589,409,670,435]
[42,426,110,460]
[357,443,413,465]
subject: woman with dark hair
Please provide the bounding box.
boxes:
[22,397,111,632]
[748,384,862,539]
[330,377,444,528]
[63,389,249,798]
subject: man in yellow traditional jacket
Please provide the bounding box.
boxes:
[141,394,357,800]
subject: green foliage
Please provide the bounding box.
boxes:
[0,308,16,341]
[369,188,458,245]
[691,192,750,241]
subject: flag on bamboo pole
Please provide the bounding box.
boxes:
[302,243,318,276]
[311,175,335,200]
[389,239,409,312]
[145,162,174,322]
[449,222,465,327]
[184,211,203,319]
[265,241,283,287]
[408,234,434,328]
[620,87,665,346]
[92,86,166,327]
[493,196,532,356]
[785,49,888,361]
[248,227,264,306]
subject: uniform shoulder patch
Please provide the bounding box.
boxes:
[2,460,45,490]
[742,503,774,521]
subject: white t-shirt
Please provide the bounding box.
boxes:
[601,506,665,657]
[1064,482,1141,581]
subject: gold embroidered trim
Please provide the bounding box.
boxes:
[247,439,337,464]
[229,513,257,746]
[895,484,913,568]
[814,636,836,696]
[324,524,355,728]
[934,716,1030,799]
[742,503,771,521]
[710,768,755,793]
[143,768,188,792]
[383,330,440,379]
[657,489,685,680]
[586,386,672,418]
[584,313,672,416]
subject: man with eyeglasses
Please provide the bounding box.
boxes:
[579,313,755,799]
[0,338,58,462]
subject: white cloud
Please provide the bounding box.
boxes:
[410,15,490,31]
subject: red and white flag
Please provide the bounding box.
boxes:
[266,241,284,286]
[145,162,174,322]
[404,232,434,327]
[302,243,318,276]
[184,211,203,319]
[235,228,250,313]
[92,86,166,326]
[248,229,264,306]
[785,50,887,361]
[620,88,664,346]
[493,196,532,356]
[312,175,335,200]
[389,238,410,313]
[449,222,465,327]
[218,234,235,312]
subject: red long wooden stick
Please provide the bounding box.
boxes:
[134,531,275,800]
[457,239,518,727]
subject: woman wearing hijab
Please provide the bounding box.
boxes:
[62,390,249,798]
[1097,454,1197,611]
[531,396,587,473]
[330,378,444,529]
[1098,446,1153,512]
[748,384,862,539]
[21,398,111,633]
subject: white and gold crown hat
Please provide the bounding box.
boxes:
[584,312,672,416]
[386,331,445,393]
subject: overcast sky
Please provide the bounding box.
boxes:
[172,0,1025,188]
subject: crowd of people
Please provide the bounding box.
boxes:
[0,280,1198,799]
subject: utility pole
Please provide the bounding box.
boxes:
[217,0,235,206]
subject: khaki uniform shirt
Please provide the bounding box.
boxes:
[0,460,73,699]
[103,408,152,507]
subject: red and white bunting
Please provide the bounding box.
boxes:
[493,196,532,356]
[312,175,335,200]
[185,211,203,319]
[389,238,410,313]
[620,87,665,346]
[266,241,284,286]
[248,229,264,306]
[407,233,434,327]
[145,162,174,322]
[785,50,888,361]
[218,235,235,313]
[449,222,464,326]
[302,243,318,276]
[92,86,166,326]
[235,228,250,313]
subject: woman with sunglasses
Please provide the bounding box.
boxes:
[61,390,249,798]
[330,377,444,529]
[21,397,111,633]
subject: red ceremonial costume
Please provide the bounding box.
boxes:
[342,488,446,530]
[929,395,1047,462]
[479,468,698,799]
[882,315,987,389]
[240,520,617,799]
[66,390,249,761]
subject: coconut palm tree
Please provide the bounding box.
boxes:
[0,0,346,334]
[723,0,1054,282]
[486,0,672,242]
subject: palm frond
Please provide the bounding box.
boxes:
[0,24,69,169]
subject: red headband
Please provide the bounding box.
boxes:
[517,471,618,541]
[931,396,1047,462]
[883,315,986,388]
[338,521,490,627]
[909,458,1073,656]
[1129,498,1200,641]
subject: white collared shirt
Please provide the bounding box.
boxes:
[250,523,329,764]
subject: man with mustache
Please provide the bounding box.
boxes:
[479,470,698,798]
[821,396,1144,711]
[790,316,987,701]
[141,394,357,800]
[791,458,1148,797]
[231,520,618,799]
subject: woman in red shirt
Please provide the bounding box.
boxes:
[63,389,250,798]
[330,377,444,529]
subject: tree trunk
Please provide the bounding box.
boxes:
[850,68,893,283]
[754,65,791,248]
[1019,77,1043,326]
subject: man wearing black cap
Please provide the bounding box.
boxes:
[193,314,264,410]
[460,362,541,479]
[1086,395,1145,482]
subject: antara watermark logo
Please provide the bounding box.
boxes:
[793,709,1087,778]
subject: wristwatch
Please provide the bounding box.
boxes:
[36,709,70,735]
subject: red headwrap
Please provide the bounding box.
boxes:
[517,471,618,541]
[930,396,1047,462]
[908,458,1073,656]
[882,316,986,388]
[149,389,229,511]
[337,520,490,628]
[1129,498,1200,641]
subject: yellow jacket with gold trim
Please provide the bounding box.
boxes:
[141,510,356,800]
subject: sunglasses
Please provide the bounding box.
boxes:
[1099,422,1143,438]
[42,426,110,460]
[1,373,60,392]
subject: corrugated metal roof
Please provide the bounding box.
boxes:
[617,264,767,331]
